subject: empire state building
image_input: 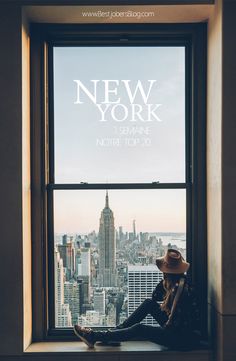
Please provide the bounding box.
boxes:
[98,191,117,287]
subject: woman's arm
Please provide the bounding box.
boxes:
[152,280,165,302]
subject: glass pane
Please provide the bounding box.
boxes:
[53,46,185,183]
[53,189,186,328]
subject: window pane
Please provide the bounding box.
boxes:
[53,47,185,183]
[53,189,186,328]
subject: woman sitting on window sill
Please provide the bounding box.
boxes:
[74,249,201,351]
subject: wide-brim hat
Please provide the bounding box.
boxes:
[156,249,190,274]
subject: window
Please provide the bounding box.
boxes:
[31,24,207,340]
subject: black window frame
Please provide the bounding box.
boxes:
[31,23,207,341]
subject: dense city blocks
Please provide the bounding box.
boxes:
[54,192,186,328]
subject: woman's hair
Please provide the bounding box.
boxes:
[160,273,185,315]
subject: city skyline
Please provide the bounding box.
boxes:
[54,190,186,328]
[54,219,186,328]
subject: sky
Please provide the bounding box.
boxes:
[54,189,186,234]
[53,46,186,234]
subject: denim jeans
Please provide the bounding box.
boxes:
[119,298,168,327]
[91,298,200,350]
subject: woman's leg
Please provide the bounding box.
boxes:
[117,298,168,328]
[92,323,172,347]
[74,323,200,350]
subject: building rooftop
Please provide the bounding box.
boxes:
[128,265,160,272]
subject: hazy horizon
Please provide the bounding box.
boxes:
[54,189,186,234]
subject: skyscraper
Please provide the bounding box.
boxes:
[64,281,81,325]
[76,248,91,309]
[94,289,105,315]
[128,265,163,325]
[62,234,67,245]
[133,219,136,239]
[98,191,117,287]
[54,250,64,326]
[118,226,123,241]
[80,248,91,278]
[54,249,72,327]
[58,241,75,280]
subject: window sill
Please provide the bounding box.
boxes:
[25,341,211,361]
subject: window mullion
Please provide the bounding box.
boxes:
[47,183,188,190]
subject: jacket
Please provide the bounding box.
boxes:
[152,278,201,332]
